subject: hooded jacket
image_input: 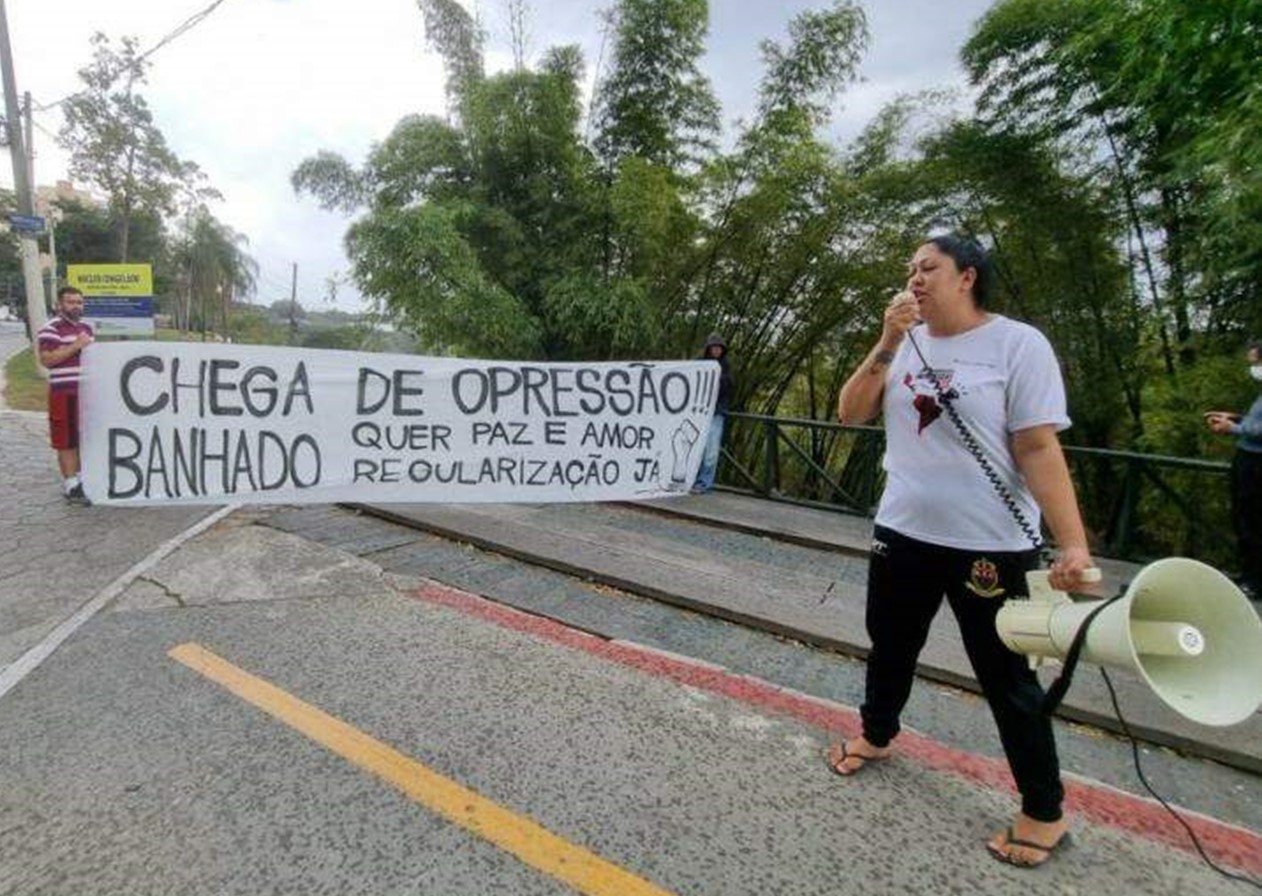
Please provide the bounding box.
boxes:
[700,333,733,414]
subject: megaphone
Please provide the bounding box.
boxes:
[996,557,1262,726]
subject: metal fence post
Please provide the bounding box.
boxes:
[763,418,779,496]
[1112,457,1142,557]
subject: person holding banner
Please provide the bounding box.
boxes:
[830,234,1097,868]
[37,286,94,503]
[691,333,732,494]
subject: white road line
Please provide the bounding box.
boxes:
[0,503,240,700]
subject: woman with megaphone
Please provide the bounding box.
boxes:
[831,233,1099,869]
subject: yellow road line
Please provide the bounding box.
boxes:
[168,642,676,896]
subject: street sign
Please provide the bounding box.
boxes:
[67,263,153,296]
[81,297,157,336]
[7,214,46,234]
[68,263,157,337]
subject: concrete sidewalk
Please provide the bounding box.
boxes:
[0,324,219,675]
[357,496,1262,775]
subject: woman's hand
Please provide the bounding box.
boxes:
[881,290,920,345]
[1049,545,1099,594]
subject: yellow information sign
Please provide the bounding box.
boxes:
[67,263,153,297]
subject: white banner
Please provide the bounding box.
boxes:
[79,342,719,506]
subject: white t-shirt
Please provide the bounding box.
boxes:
[874,315,1070,551]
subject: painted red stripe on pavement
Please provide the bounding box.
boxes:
[408,580,1262,875]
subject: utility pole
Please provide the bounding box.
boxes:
[289,262,298,344]
[22,89,30,194]
[0,0,49,362]
[24,89,54,300]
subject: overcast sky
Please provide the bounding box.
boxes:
[4,0,994,312]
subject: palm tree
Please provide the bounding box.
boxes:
[171,206,257,337]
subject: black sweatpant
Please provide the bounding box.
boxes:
[1231,450,1262,594]
[861,525,1065,822]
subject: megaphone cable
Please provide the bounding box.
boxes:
[1099,667,1262,890]
[905,328,1049,562]
[907,328,1262,887]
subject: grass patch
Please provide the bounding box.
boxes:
[3,347,47,412]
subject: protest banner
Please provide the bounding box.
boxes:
[79,342,721,506]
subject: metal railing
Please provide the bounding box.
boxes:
[717,412,1235,568]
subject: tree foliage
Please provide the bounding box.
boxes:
[169,207,258,334]
[592,0,719,170]
[294,0,874,374]
[293,0,1258,460]
[963,0,1262,367]
[0,189,25,311]
[58,33,203,262]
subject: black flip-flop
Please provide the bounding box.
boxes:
[987,826,1072,868]
[824,741,890,777]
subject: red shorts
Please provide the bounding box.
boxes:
[48,390,80,450]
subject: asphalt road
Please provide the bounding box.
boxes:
[2,507,1260,895]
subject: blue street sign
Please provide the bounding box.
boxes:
[7,214,46,234]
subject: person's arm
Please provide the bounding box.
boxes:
[1231,404,1262,439]
[837,291,918,425]
[1011,424,1095,592]
[1205,411,1243,433]
[38,333,91,367]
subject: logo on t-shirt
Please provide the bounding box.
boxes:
[902,369,959,434]
[964,557,1005,598]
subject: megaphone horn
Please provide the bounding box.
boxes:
[996,557,1262,727]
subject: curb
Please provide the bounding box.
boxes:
[351,502,1262,776]
[410,577,1262,877]
[0,503,239,700]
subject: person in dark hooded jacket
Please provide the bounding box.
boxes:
[693,333,733,493]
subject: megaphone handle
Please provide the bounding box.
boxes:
[1040,589,1126,716]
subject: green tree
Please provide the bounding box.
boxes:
[908,121,1139,444]
[416,0,485,119]
[963,0,1262,368]
[58,34,201,263]
[294,44,597,357]
[676,0,871,411]
[293,0,877,373]
[0,189,23,313]
[47,196,172,306]
[226,306,286,346]
[592,0,720,171]
[169,207,257,335]
[1096,0,1262,338]
[51,197,163,269]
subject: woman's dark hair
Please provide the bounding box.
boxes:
[925,233,993,308]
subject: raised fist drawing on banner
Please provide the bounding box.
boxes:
[666,419,702,490]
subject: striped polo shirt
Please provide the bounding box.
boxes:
[37,316,95,393]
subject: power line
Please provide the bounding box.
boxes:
[34,0,232,112]
[133,0,230,67]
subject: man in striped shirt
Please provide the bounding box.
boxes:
[37,286,94,502]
